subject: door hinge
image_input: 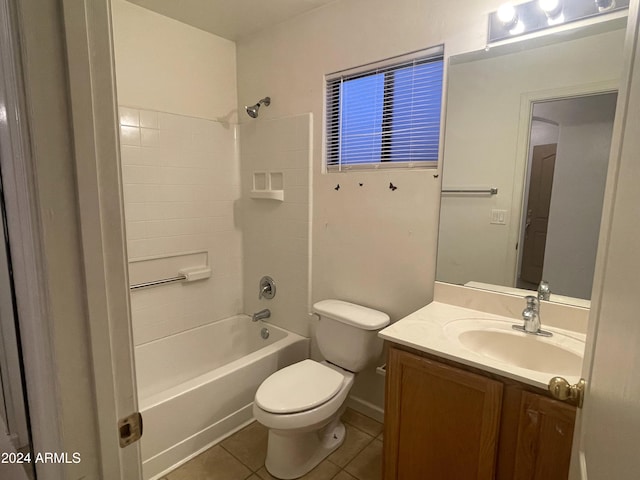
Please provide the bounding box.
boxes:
[118,412,143,448]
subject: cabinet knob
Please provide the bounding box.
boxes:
[548,377,585,408]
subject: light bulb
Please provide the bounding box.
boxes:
[539,0,563,19]
[595,0,615,12]
[509,20,526,35]
[497,3,518,24]
[539,0,560,13]
[547,12,565,25]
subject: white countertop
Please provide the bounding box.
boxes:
[379,301,586,390]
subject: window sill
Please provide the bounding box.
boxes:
[326,161,438,172]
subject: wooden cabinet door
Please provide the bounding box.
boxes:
[514,391,576,480]
[384,347,503,480]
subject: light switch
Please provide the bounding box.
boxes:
[491,209,507,225]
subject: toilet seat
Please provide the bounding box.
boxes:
[255,360,343,414]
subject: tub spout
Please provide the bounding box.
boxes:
[252,309,271,322]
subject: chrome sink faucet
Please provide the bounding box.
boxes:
[512,296,553,337]
[538,280,551,301]
[252,309,271,322]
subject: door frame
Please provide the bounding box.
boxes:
[569,0,640,476]
[61,0,142,477]
[509,82,619,287]
[0,197,30,449]
[0,1,64,477]
[0,0,141,477]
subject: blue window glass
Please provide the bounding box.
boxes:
[340,74,384,164]
[326,52,443,168]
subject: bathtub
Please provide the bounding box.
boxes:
[135,315,309,479]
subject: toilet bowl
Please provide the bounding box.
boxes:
[253,300,390,479]
[253,360,354,479]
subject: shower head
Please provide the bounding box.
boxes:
[245,97,271,118]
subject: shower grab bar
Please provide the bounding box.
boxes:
[130,274,187,291]
[441,187,498,195]
[129,266,212,291]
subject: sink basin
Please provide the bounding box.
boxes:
[445,319,584,377]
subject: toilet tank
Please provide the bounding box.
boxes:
[313,300,390,372]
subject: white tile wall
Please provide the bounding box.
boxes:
[241,114,312,337]
[119,107,243,345]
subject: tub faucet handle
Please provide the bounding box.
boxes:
[259,276,276,300]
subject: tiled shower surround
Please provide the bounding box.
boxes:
[119,107,243,345]
[119,108,312,346]
[240,113,312,338]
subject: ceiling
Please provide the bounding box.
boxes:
[534,93,618,126]
[126,0,338,41]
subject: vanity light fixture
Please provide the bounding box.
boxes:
[539,0,565,24]
[539,0,563,18]
[546,12,566,25]
[510,19,527,34]
[497,3,519,28]
[497,3,526,35]
[488,0,628,43]
[596,0,616,12]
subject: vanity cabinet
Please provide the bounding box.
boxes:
[383,345,576,480]
[512,391,576,480]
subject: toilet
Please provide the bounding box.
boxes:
[253,299,390,479]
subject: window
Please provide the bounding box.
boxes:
[326,46,444,170]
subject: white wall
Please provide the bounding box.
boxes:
[544,120,614,299]
[530,121,560,150]
[236,0,510,413]
[112,2,242,345]
[236,1,628,414]
[438,30,624,288]
[240,114,312,337]
[112,0,238,121]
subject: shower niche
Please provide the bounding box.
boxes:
[250,171,284,201]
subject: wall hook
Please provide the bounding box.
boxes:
[334,184,340,191]
[359,183,364,187]
[389,182,398,191]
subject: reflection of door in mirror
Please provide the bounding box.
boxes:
[520,143,556,287]
[516,94,617,299]
[436,27,625,307]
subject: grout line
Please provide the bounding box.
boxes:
[218,421,268,474]
[218,442,263,474]
[172,412,382,480]
[341,417,384,438]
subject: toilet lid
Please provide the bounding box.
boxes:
[255,360,344,414]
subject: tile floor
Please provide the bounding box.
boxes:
[161,408,384,480]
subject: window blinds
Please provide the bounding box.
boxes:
[326,46,444,170]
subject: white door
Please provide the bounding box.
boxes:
[1,0,143,477]
[61,0,144,477]
[569,1,640,477]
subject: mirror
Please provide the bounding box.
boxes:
[436,26,626,307]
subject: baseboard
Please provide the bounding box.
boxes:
[346,395,384,423]
[144,403,254,480]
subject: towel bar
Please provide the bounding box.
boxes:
[130,274,187,290]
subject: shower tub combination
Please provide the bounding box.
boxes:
[135,315,309,479]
